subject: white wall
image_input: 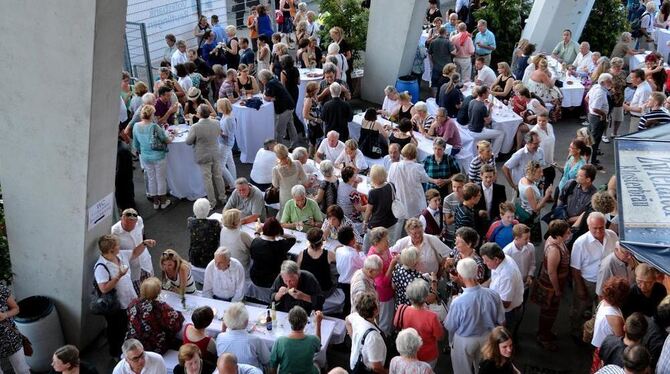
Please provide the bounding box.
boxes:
[521,0,596,54]
[0,0,127,347]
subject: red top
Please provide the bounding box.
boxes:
[182,324,216,362]
[394,306,444,361]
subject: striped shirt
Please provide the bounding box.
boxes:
[638,109,670,130]
[454,203,475,232]
[467,155,496,184]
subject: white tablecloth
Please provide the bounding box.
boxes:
[166,124,207,200]
[420,30,431,83]
[424,98,475,166]
[161,290,345,368]
[546,56,586,108]
[296,68,324,126]
[233,98,276,163]
[658,28,670,60]
[631,51,651,72]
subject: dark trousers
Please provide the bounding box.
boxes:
[339,282,352,317]
[104,308,128,357]
[588,113,606,164]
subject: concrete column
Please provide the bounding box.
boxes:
[521,0,595,54]
[0,0,127,347]
[362,0,425,104]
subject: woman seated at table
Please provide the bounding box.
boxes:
[334,139,369,174]
[182,306,217,363]
[280,185,323,230]
[491,62,515,101]
[315,160,338,213]
[160,249,197,294]
[172,344,217,374]
[379,86,401,118]
[183,87,215,123]
[269,306,323,374]
[527,59,562,122]
[273,143,307,213]
[388,118,418,150]
[322,204,363,245]
[218,68,240,102]
[270,260,325,313]
[125,277,185,354]
[338,166,367,224]
[410,101,434,134]
[297,228,337,296]
[249,218,296,298]
[235,64,260,96]
[187,198,221,269]
[219,208,252,270]
[390,91,414,123]
[512,84,548,125]
[216,302,271,368]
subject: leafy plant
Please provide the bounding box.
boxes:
[318,0,369,66]
[473,0,531,66]
[580,0,629,56]
[0,194,12,285]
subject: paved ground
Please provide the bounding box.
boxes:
[69,82,626,374]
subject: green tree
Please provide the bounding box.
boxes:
[473,0,531,65]
[580,0,629,56]
[318,0,369,66]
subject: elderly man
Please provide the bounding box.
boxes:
[556,164,598,224]
[390,218,450,275]
[292,147,319,175]
[552,29,580,65]
[428,27,456,96]
[586,73,613,169]
[349,255,383,313]
[423,138,460,196]
[445,12,459,36]
[224,178,266,224]
[280,185,323,230]
[258,69,298,149]
[624,69,652,134]
[217,353,263,374]
[249,139,277,191]
[622,263,668,318]
[502,131,545,190]
[113,339,166,374]
[596,242,635,297]
[111,208,156,292]
[382,143,400,171]
[186,104,228,208]
[316,131,345,164]
[450,23,474,83]
[570,42,594,78]
[467,85,504,157]
[215,303,270,368]
[480,243,524,330]
[474,57,496,88]
[318,62,351,103]
[270,260,324,313]
[474,20,496,66]
[321,82,353,141]
[203,247,246,301]
[170,40,188,74]
[446,258,505,374]
[570,212,619,338]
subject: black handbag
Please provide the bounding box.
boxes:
[352,328,376,374]
[90,263,122,315]
[359,120,388,159]
[264,185,280,204]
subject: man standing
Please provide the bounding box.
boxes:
[315,130,345,163]
[210,15,227,45]
[467,86,504,157]
[474,20,496,66]
[480,243,525,331]
[203,247,247,301]
[624,69,652,134]
[170,40,189,74]
[259,69,298,149]
[321,83,353,141]
[428,27,456,96]
[443,173,466,247]
[423,138,460,197]
[446,258,505,374]
[570,212,619,339]
[163,34,177,63]
[473,164,506,233]
[552,29,580,65]
[239,38,255,73]
[556,164,598,224]
[454,182,481,233]
[318,63,351,103]
[596,242,635,298]
[185,105,228,209]
[382,143,400,171]
[451,22,475,82]
[224,178,266,224]
[586,73,613,169]
[474,57,496,88]
[503,132,545,191]
[111,208,157,293]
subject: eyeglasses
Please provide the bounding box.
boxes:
[128,351,145,362]
[124,213,138,218]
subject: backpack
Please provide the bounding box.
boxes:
[631,11,649,38]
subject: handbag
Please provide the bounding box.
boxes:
[150,124,168,152]
[264,185,280,204]
[351,328,376,374]
[530,280,555,308]
[359,120,388,159]
[582,301,602,344]
[389,183,408,219]
[12,326,32,357]
[90,263,122,315]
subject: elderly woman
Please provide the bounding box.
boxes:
[271,260,324,313]
[367,227,398,335]
[346,292,387,373]
[446,227,488,290]
[391,217,450,275]
[125,277,184,354]
[50,345,98,374]
[326,43,349,83]
[132,105,173,210]
[297,228,337,295]
[390,328,434,374]
[172,344,216,374]
[591,277,630,370]
[363,165,399,250]
[380,86,401,118]
[269,306,323,374]
[215,302,270,368]
[467,140,496,184]
[533,219,572,351]
[280,185,323,230]
[315,160,338,212]
[608,57,627,139]
[392,246,427,307]
[479,326,519,374]
[271,43,290,79]
[336,166,366,224]
[249,218,296,288]
[0,284,30,374]
[322,204,363,244]
[335,139,369,174]
[349,255,383,313]
[393,278,444,368]
[410,101,434,134]
[186,198,221,268]
[160,249,196,294]
[528,58,562,120]
[219,208,252,269]
[272,143,307,214]
[390,92,414,123]
[182,306,217,363]
[389,144,446,218]
[491,62,515,101]
[518,160,553,241]
[423,138,460,197]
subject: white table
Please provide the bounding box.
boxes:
[546,56,586,108]
[233,97,276,164]
[166,124,207,200]
[658,28,670,60]
[424,98,475,169]
[419,30,432,83]
[161,290,345,368]
[296,68,324,126]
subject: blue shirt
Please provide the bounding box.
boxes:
[445,23,457,36]
[474,29,496,56]
[216,330,271,368]
[445,285,505,340]
[219,115,237,147]
[212,24,228,45]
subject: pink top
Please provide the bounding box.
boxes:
[368,246,394,302]
[435,118,462,149]
[450,32,475,58]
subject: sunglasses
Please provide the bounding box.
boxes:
[162,251,175,258]
[124,213,138,218]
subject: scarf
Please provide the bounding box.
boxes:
[457,31,471,47]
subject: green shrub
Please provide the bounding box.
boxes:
[318,0,369,65]
[580,0,629,56]
[473,0,531,66]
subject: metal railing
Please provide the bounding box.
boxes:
[124,22,155,90]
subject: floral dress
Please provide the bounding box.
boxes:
[0,285,22,358]
[125,299,185,354]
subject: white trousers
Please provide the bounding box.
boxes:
[0,348,30,374]
[450,333,488,374]
[468,128,504,157]
[454,57,472,83]
[220,144,237,187]
[144,158,167,196]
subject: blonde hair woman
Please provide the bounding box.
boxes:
[160,249,196,294]
[272,143,307,215]
[492,62,514,100]
[219,208,253,270]
[216,98,237,188]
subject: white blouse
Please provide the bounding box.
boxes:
[530,123,555,164]
[388,160,431,218]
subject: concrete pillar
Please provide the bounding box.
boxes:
[521,0,595,54]
[362,0,425,104]
[0,0,127,347]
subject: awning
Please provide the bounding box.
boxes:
[620,241,670,275]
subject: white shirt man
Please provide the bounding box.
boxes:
[111,212,154,283]
[390,231,450,274]
[484,252,524,313]
[588,83,610,118]
[113,349,166,374]
[570,228,618,284]
[503,230,536,288]
[346,312,386,371]
[625,70,653,133]
[476,64,496,88]
[316,132,345,163]
[250,142,278,185]
[502,133,545,188]
[171,48,188,73]
[572,42,593,76]
[203,252,246,301]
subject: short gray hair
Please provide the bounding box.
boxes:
[141,93,156,105]
[197,104,211,118]
[323,62,338,75]
[327,130,340,139]
[587,211,606,225]
[258,69,273,83]
[292,147,308,160]
[327,42,340,54]
[122,339,144,355]
[329,82,342,98]
[400,246,420,268]
[457,257,478,280]
[477,19,487,27]
[235,177,249,186]
[433,137,447,149]
[280,260,300,275]
[364,254,383,271]
[288,305,308,331]
[405,278,429,305]
[414,101,427,113]
[320,159,335,177]
[368,227,388,245]
[214,247,231,259]
[396,328,423,357]
[193,198,211,219]
[597,73,613,85]
[291,184,306,197]
[223,302,249,330]
[384,85,398,95]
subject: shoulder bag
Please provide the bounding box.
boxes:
[150,124,169,152]
[352,328,376,374]
[264,185,280,204]
[90,263,122,315]
[389,182,408,219]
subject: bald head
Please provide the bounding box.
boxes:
[217,353,238,374]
